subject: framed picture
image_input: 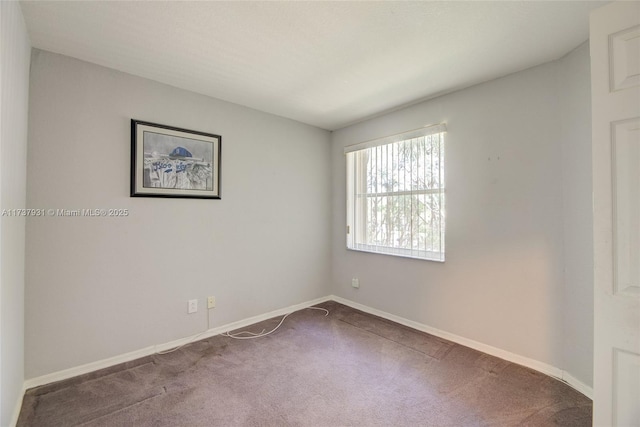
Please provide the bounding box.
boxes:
[131,120,221,199]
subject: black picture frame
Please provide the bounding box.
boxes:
[131,120,221,199]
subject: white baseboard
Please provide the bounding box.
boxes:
[561,371,593,400]
[10,383,27,427]
[21,294,592,403]
[23,295,332,391]
[330,295,593,399]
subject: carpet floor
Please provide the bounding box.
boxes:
[17,301,592,426]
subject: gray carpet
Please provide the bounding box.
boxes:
[17,301,591,426]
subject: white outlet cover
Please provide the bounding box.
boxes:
[188,299,198,314]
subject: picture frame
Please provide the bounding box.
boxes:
[131,120,221,199]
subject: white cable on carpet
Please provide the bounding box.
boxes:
[156,306,329,354]
[222,306,329,340]
[156,302,213,355]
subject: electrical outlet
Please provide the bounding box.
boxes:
[207,296,215,309]
[352,278,360,288]
[188,299,198,314]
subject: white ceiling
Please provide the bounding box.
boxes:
[20,1,606,130]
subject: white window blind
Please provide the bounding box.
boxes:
[345,125,446,262]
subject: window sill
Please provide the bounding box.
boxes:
[347,244,445,262]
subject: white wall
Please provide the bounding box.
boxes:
[25,50,331,378]
[331,46,592,386]
[0,1,31,425]
[558,42,593,387]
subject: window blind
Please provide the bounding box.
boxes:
[344,124,446,154]
[346,124,446,262]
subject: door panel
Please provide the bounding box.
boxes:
[591,2,640,426]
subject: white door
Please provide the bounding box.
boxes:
[591,2,640,426]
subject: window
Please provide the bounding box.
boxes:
[345,124,445,262]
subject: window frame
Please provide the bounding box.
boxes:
[345,124,446,262]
